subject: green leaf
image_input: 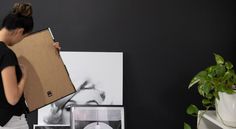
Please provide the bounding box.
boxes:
[184,122,191,129]
[231,75,236,83]
[215,64,226,77]
[218,84,226,92]
[198,85,204,96]
[202,99,211,106]
[206,93,213,99]
[189,71,207,89]
[188,77,200,89]
[202,82,211,96]
[223,71,233,81]
[214,53,224,64]
[218,84,235,94]
[198,84,211,97]
[214,92,220,100]
[207,65,217,78]
[224,88,235,94]
[225,61,233,70]
[186,104,199,116]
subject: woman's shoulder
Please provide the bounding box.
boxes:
[0,43,15,57]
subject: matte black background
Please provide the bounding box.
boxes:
[1,0,236,129]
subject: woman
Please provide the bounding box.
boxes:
[0,2,60,129]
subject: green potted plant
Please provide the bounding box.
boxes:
[184,53,236,129]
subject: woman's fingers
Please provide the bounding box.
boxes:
[53,42,61,51]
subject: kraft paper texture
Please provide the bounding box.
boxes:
[10,29,75,112]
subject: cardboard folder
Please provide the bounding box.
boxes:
[10,28,75,112]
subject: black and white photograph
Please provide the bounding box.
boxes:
[38,52,123,125]
[71,106,125,129]
[33,125,70,129]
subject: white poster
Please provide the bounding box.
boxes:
[38,51,123,125]
[71,106,125,129]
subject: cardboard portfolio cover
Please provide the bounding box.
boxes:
[10,28,75,112]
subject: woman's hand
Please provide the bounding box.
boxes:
[53,42,61,52]
[19,63,27,80]
[18,57,28,80]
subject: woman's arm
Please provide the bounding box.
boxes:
[1,65,27,105]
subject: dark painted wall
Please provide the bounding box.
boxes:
[1,0,236,129]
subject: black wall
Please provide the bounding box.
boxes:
[1,0,236,129]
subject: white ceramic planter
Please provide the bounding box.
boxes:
[215,91,236,127]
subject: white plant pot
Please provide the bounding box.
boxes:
[215,91,236,127]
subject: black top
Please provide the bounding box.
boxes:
[0,42,29,126]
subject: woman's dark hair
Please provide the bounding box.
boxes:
[1,3,34,34]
